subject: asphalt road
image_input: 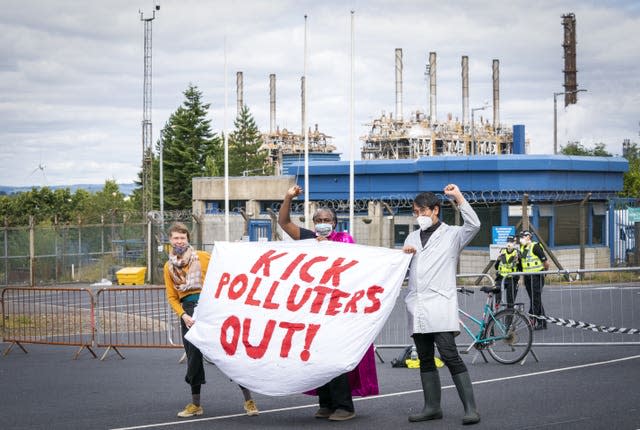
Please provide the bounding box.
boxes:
[1,342,639,430]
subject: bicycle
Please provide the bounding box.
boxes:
[457,286,533,364]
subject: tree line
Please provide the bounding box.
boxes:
[560,140,640,197]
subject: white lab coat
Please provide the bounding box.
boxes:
[404,201,481,334]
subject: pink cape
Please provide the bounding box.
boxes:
[326,230,355,244]
[305,345,379,397]
[305,229,379,397]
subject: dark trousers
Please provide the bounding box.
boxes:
[180,301,206,387]
[523,273,546,317]
[317,373,354,412]
[496,276,519,308]
[412,332,467,375]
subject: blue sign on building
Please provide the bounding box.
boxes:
[492,226,516,244]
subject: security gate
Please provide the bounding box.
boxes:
[609,198,640,266]
[248,219,272,242]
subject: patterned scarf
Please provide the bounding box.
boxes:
[167,246,203,292]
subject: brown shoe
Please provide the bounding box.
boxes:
[314,407,334,418]
[243,399,259,416]
[328,409,355,421]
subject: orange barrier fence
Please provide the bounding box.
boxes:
[94,287,182,360]
[1,287,96,359]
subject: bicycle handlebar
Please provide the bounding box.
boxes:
[457,287,475,295]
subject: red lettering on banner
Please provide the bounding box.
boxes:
[299,256,329,283]
[218,316,321,362]
[343,289,365,313]
[244,276,262,306]
[280,253,307,280]
[215,272,231,298]
[319,258,359,287]
[310,286,333,313]
[242,318,276,359]
[300,323,320,361]
[220,315,241,355]
[286,284,312,312]
[228,274,248,300]
[364,285,384,313]
[250,250,288,277]
[278,321,305,358]
[263,280,280,310]
[326,288,351,316]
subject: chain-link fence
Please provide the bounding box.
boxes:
[1,217,147,286]
[4,195,639,287]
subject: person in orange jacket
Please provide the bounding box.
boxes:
[164,222,259,418]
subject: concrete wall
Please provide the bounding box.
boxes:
[198,210,611,272]
[193,173,613,271]
[193,176,295,205]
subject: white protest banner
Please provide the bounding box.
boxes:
[185,240,411,396]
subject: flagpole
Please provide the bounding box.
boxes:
[303,14,310,229]
[349,10,355,236]
[224,37,230,241]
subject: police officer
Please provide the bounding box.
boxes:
[519,230,550,330]
[494,235,520,309]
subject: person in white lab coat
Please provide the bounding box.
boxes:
[403,184,481,425]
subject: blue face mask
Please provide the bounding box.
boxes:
[315,223,333,237]
[173,245,188,256]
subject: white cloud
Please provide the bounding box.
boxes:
[0,0,638,186]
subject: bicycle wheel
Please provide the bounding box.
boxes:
[485,309,532,364]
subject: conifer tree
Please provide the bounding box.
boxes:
[228,105,272,176]
[154,84,222,210]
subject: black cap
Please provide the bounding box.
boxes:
[519,230,532,237]
[506,235,515,242]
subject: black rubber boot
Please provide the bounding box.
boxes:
[452,372,480,425]
[408,371,443,422]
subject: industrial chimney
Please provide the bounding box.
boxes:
[236,71,243,117]
[461,56,469,125]
[562,13,578,106]
[269,73,276,133]
[395,48,403,121]
[492,59,499,129]
[429,52,437,122]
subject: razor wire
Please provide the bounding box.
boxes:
[264,190,612,214]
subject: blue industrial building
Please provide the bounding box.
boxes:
[284,154,630,265]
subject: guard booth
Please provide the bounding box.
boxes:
[248,219,272,241]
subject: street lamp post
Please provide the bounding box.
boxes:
[553,89,587,154]
[471,105,488,155]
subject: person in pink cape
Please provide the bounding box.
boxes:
[278,185,379,422]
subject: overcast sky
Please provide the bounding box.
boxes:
[1,0,638,187]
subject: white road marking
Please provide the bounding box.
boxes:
[109,354,640,430]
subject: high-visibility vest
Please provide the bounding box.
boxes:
[520,242,544,272]
[497,248,518,276]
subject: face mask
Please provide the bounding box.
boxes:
[417,216,433,231]
[519,238,527,246]
[173,245,188,256]
[506,243,514,250]
[315,223,333,237]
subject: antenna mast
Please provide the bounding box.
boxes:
[140,4,159,218]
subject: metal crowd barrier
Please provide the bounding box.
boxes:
[4,267,637,361]
[502,267,640,346]
[95,287,181,360]
[1,287,97,359]
[374,268,640,358]
[374,274,496,353]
